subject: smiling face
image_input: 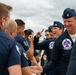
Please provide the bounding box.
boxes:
[63,17,76,34]
[45,31,50,39]
[52,27,63,38]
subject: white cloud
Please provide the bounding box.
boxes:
[24,19,47,36]
[1,0,76,38]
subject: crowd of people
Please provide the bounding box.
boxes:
[0,2,76,75]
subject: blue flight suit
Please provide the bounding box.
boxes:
[43,30,74,75]
[34,36,56,75]
[41,38,52,64]
[0,30,21,75]
[34,50,38,57]
[34,36,55,51]
[66,41,76,75]
[39,38,53,75]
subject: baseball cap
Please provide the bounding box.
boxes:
[48,25,53,32]
[62,8,76,19]
[53,21,64,30]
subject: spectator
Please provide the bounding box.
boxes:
[0,3,22,75]
[4,19,32,75]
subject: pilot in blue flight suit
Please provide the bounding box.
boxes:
[34,21,64,75]
[42,8,76,75]
[65,8,76,75]
[30,8,76,75]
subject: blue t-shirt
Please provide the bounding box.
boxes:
[0,30,21,75]
[4,42,29,75]
[15,34,29,52]
[16,42,29,67]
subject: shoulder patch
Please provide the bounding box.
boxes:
[24,41,28,46]
[49,41,54,49]
[62,38,72,50]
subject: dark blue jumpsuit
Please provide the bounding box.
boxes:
[43,30,74,75]
[34,36,56,75]
[66,41,76,75]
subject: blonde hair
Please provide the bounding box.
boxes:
[0,3,10,19]
[0,2,12,11]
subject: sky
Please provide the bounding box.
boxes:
[0,0,76,39]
